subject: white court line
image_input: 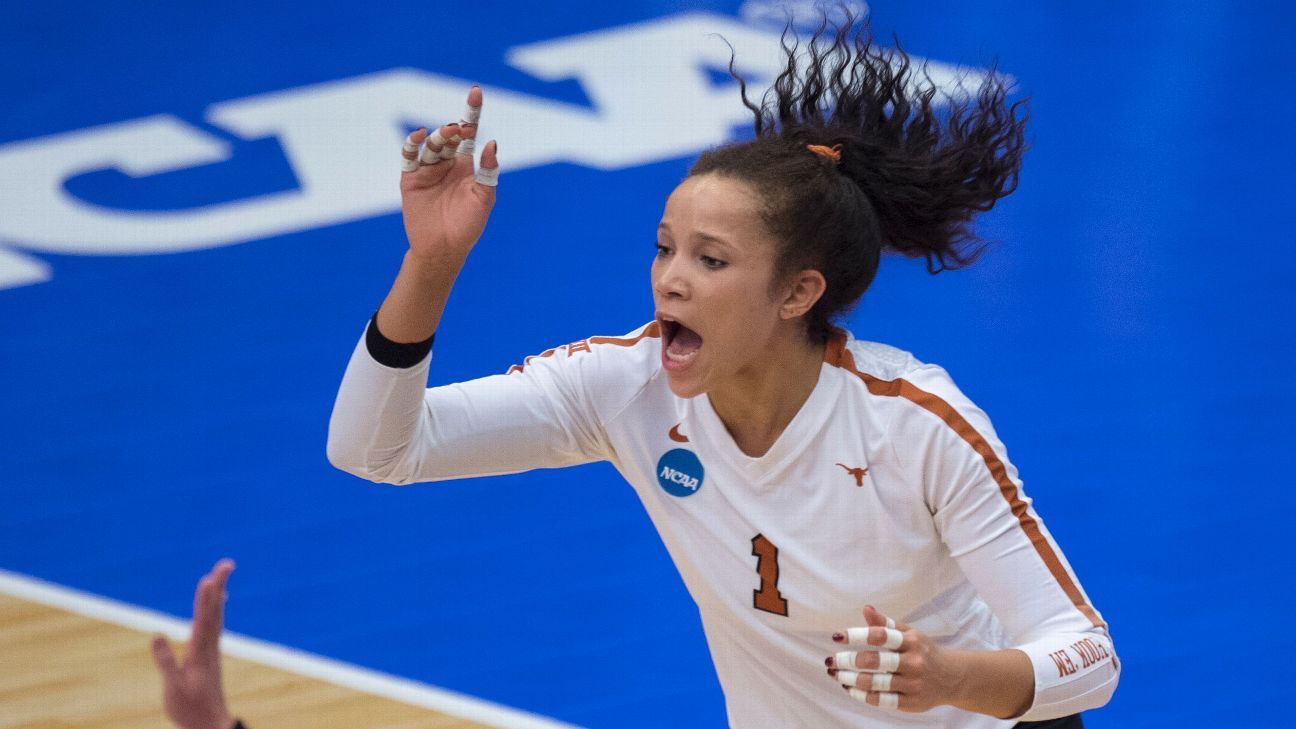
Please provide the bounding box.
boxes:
[0,568,581,729]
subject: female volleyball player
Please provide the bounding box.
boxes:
[325,17,1119,729]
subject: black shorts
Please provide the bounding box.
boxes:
[1016,715,1083,729]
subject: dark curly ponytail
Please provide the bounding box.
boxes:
[690,14,1029,342]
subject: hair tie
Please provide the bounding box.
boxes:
[806,143,843,165]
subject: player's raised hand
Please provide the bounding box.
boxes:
[825,605,959,713]
[151,559,238,729]
[399,85,500,266]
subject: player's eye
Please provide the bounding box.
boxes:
[655,243,672,257]
[701,255,727,270]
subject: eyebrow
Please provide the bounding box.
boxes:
[657,223,736,251]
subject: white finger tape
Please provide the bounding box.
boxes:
[877,651,901,673]
[847,687,869,704]
[401,134,422,171]
[457,138,476,156]
[419,144,442,165]
[461,104,481,125]
[886,616,896,630]
[878,692,899,710]
[427,130,447,147]
[438,136,461,160]
[882,628,904,650]
[846,627,870,644]
[834,651,857,669]
[475,165,500,187]
[871,672,892,692]
[835,670,860,687]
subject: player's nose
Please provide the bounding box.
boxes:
[653,258,690,300]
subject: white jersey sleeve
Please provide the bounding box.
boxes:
[326,320,655,484]
[890,363,1120,720]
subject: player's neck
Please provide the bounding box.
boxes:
[707,329,823,458]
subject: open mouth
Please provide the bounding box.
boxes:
[660,316,704,366]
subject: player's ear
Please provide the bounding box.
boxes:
[779,269,826,320]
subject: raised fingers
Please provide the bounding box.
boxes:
[417,123,462,166]
[457,85,482,157]
[475,140,499,188]
[401,85,487,174]
[190,558,235,658]
[461,85,482,129]
[400,128,428,172]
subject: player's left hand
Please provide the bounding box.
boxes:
[824,605,961,713]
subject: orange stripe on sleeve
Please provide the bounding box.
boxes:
[824,330,1105,631]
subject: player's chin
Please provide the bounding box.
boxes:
[664,365,707,399]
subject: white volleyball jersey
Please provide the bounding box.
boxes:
[328,321,1119,728]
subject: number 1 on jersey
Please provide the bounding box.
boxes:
[751,533,789,616]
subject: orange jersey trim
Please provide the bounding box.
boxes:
[507,321,661,374]
[823,330,1105,631]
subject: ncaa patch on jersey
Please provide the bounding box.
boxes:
[656,448,704,497]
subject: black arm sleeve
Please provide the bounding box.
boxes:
[364,310,435,368]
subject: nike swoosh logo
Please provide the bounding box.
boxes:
[668,424,689,443]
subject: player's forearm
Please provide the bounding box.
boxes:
[375,250,467,343]
[945,648,1034,719]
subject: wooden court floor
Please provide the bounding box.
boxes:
[0,591,507,729]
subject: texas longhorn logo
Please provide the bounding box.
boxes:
[836,463,869,487]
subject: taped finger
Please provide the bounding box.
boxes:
[420,129,448,165]
[845,687,899,710]
[474,164,499,187]
[833,669,861,688]
[870,672,892,692]
[460,101,481,128]
[877,651,901,673]
[439,133,462,159]
[844,626,904,649]
[457,138,476,156]
[401,130,424,172]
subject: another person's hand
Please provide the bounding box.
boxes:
[399,85,500,267]
[151,559,238,729]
